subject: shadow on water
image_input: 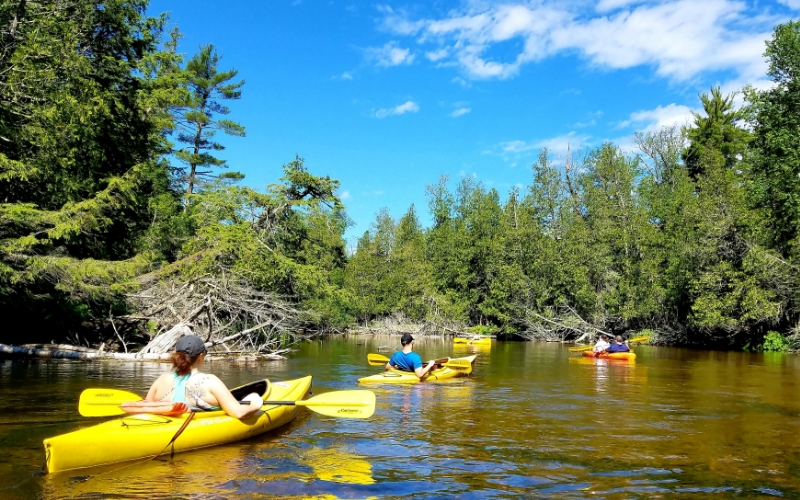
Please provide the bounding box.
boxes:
[2,338,800,498]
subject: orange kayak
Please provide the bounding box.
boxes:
[582,351,636,360]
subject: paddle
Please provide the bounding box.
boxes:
[78,388,376,419]
[366,354,472,373]
[367,353,450,366]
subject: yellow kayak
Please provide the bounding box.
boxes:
[44,376,312,473]
[453,337,491,345]
[582,351,637,361]
[358,355,476,384]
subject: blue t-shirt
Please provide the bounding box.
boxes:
[607,342,630,353]
[388,351,423,372]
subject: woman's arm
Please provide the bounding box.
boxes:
[144,373,170,402]
[206,375,263,419]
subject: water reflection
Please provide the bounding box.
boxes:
[3,342,800,498]
[300,446,375,485]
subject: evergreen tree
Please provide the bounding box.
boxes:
[747,20,800,256]
[174,44,245,201]
[683,87,751,180]
[0,0,179,339]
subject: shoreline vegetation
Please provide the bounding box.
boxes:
[3,2,800,358]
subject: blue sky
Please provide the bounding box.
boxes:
[149,0,799,246]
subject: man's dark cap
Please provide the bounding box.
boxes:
[400,333,415,345]
[175,335,207,357]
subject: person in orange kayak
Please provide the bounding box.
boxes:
[145,334,263,419]
[604,335,631,353]
[593,334,611,352]
[386,333,438,379]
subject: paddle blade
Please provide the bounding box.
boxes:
[78,388,141,417]
[298,390,376,419]
[568,346,594,353]
[367,353,390,366]
[629,335,649,343]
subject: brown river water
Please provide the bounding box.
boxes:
[2,337,800,499]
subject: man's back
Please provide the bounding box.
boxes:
[388,351,422,372]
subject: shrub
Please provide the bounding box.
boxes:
[762,331,789,352]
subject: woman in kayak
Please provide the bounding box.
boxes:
[603,335,630,353]
[592,334,611,353]
[386,333,438,379]
[145,334,263,418]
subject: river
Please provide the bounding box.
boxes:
[1,337,799,499]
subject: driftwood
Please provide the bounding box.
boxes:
[515,305,611,342]
[117,272,303,356]
[350,313,469,338]
[139,324,193,355]
[0,343,287,361]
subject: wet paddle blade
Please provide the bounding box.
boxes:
[296,390,376,419]
[629,335,649,343]
[367,353,389,366]
[78,388,141,417]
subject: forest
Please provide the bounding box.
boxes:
[2,0,800,353]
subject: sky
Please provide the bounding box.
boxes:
[149,0,799,246]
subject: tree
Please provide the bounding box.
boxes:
[683,87,750,180]
[747,21,800,256]
[0,0,180,340]
[173,44,245,201]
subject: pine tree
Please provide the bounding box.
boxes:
[174,44,245,202]
[683,86,750,180]
[747,21,800,256]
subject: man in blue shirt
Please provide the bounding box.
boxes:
[387,334,438,379]
[605,335,630,353]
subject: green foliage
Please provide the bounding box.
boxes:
[762,331,789,352]
[466,325,498,336]
[5,5,800,352]
[174,44,246,198]
[683,86,751,179]
[178,157,350,327]
[747,20,800,256]
[0,0,181,339]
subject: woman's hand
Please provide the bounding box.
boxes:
[241,392,263,409]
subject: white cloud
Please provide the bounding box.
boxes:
[778,0,800,9]
[501,132,589,156]
[339,71,353,80]
[365,41,415,67]
[502,140,536,154]
[378,0,782,83]
[379,5,425,35]
[451,107,471,117]
[374,100,420,118]
[426,48,449,61]
[340,191,351,200]
[621,103,695,132]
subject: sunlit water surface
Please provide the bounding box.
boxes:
[2,338,800,499]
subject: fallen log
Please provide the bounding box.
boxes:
[0,343,286,361]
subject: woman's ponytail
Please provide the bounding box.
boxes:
[171,352,196,376]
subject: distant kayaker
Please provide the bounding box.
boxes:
[386,333,438,379]
[593,334,611,353]
[145,334,264,419]
[605,335,631,353]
